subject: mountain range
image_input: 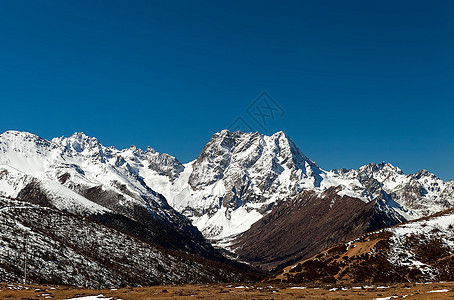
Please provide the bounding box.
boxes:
[0,129,453,286]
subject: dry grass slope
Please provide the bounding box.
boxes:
[2,282,454,299]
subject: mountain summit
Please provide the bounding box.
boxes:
[138,130,326,241]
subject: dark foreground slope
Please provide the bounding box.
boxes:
[232,187,401,271]
[266,207,454,284]
[0,196,255,288]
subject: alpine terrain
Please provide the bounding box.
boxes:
[267,205,454,284]
[135,130,454,240]
[0,129,453,285]
[0,131,253,287]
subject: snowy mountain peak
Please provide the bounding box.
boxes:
[358,161,403,175]
[413,168,438,180]
[52,132,104,153]
[145,130,328,240]
[1,129,453,247]
[0,131,59,177]
[0,130,50,145]
[146,145,156,154]
[188,130,321,190]
[126,144,146,157]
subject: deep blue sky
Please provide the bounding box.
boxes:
[1,1,453,180]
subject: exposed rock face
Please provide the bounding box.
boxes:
[189,130,322,199]
[266,207,454,284]
[145,130,326,241]
[232,187,401,272]
[146,150,184,180]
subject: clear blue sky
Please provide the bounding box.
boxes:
[1,1,453,180]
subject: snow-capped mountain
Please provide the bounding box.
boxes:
[132,130,453,243]
[50,130,328,241]
[1,129,453,248]
[148,130,326,241]
[327,162,454,220]
[0,130,217,258]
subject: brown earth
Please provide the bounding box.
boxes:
[232,186,400,271]
[266,207,454,285]
[1,281,454,299]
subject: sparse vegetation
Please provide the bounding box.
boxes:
[0,197,257,289]
[3,281,454,299]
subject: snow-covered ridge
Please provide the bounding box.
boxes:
[0,130,161,214]
[388,209,454,278]
[0,130,218,258]
[1,130,453,245]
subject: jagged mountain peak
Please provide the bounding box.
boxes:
[52,132,106,154]
[0,131,222,261]
[124,144,146,157]
[413,168,439,180]
[198,129,316,166]
[50,132,184,181]
[358,161,403,175]
[152,129,327,239]
[146,145,156,154]
[188,130,321,190]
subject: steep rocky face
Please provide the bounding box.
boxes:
[231,187,402,272]
[145,148,184,180]
[152,130,326,241]
[267,207,454,284]
[189,130,322,200]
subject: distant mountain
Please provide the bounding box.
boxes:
[9,130,451,245]
[327,162,454,220]
[266,206,454,284]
